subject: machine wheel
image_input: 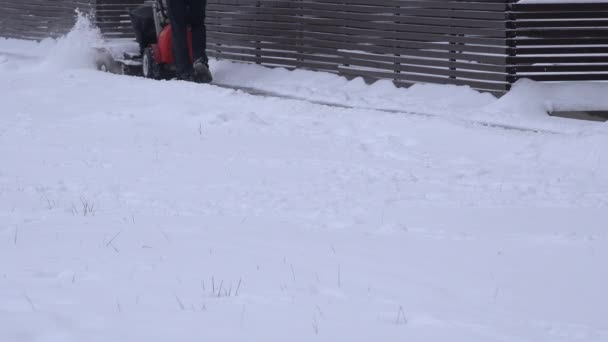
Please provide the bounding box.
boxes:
[142,47,154,78]
[142,47,161,79]
[95,50,115,73]
[98,63,110,73]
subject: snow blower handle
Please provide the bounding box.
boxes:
[157,0,167,16]
[152,0,170,38]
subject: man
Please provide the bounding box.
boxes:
[167,0,212,83]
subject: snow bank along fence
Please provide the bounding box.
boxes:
[2,0,608,94]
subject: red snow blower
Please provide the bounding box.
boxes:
[96,0,207,81]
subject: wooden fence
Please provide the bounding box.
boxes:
[205,0,512,93]
[2,0,608,93]
[0,0,94,39]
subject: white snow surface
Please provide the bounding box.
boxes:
[1,17,608,342]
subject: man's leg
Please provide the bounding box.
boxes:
[188,0,212,82]
[167,0,192,77]
[188,0,208,65]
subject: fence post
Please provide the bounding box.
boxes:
[394,2,401,83]
[448,3,465,82]
[505,0,517,91]
[212,0,222,57]
[255,0,261,64]
[297,0,304,69]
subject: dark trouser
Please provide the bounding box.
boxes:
[167,0,208,76]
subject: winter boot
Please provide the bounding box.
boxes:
[193,58,213,84]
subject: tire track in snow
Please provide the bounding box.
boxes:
[210,82,561,135]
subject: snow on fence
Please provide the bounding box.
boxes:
[2,0,608,93]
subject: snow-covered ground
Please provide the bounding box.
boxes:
[1,18,608,342]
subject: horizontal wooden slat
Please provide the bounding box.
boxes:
[509,2,608,84]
